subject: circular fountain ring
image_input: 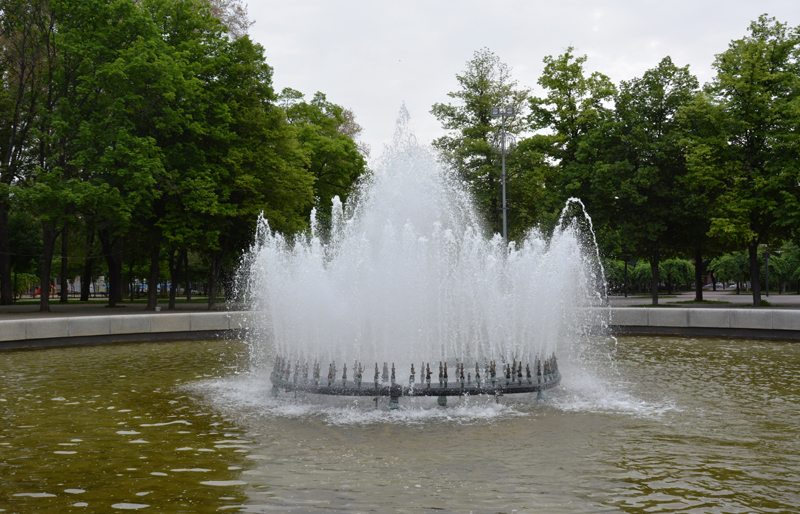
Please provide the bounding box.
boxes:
[270,354,561,404]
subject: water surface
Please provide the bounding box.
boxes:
[1,337,799,513]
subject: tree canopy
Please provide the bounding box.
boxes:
[0,0,367,310]
[433,16,800,305]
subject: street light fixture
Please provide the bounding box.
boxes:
[491,105,516,243]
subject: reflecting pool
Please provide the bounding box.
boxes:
[1,336,799,513]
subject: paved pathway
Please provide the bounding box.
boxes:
[2,290,797,321]
[0,299,232,320]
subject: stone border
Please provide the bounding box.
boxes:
[4,308,800,350]
[0,312,254,350]
[609,307,800,340]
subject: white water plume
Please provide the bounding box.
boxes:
[239,108,607,380]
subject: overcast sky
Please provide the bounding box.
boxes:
[248,1,799,162]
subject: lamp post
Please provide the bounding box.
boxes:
[764,251,770,297]
[490,106,516,243]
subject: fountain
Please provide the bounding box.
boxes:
[238,107,604,408]
[2,113,799,513]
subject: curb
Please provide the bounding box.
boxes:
[0,312,254,351]
[608,307,800,340]
[3,308,799,350]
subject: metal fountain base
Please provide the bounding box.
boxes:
[270,355,561,408]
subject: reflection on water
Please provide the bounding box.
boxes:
[0,340,251,513]
[1,337,799,513]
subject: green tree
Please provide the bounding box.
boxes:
[0,0,50,304]
[281,89,367,225]
[528,47,615,207]
[690,16,800,306]
[196,40,316,309]
[7,208,41,300]
[431,48,529,235]
[600,56,699,305]
[72,0,242,310]
[630,260,665,293]
[16,0,141,312]
[661,258,695,293]
[677,90,735,300]
[503,135,556,239]
[709,252,750,293]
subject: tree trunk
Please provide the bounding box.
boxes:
[0,200,11,305]
[80,228,95,302]
[650,243,660,306]
[694,247,703,302]
[183,249,191,303]
[168,247,183,310]
[748,240,762,306]
[129,256,135,302]
[113,237,123,305]
[711,271,717,292]
[208,239,229,310]
[99,230,124,307]
[40,221,60,313]
[59,225,69,303]
[145,241,160,311]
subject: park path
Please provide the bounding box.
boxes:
[0,300,233,320]
[609,290,800,309]
[2,290,798,321]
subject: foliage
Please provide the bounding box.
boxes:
[0,0,366,309]
[281,89,367,223]
[602,57,699,302]
[4,12,800,309]
[662,259,695,290]
[708,252,749,284]
[629,261,666,289]
[528,47,615,214]
[431,48,530,235]
[685,15,800,304]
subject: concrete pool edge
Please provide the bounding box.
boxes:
[3,308,800,350]
[0,312,253,350]
[607,307,800,340]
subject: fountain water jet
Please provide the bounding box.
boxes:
[239,108,605,406]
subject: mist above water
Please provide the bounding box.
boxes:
[239,108,606,379]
